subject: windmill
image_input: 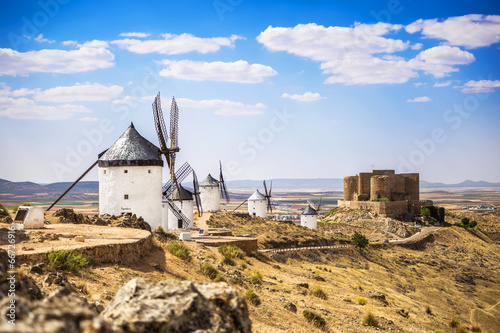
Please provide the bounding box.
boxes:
[152,93,202,229]
[263,180,273,213]
[218,161,230,203]
[307,196,323,214]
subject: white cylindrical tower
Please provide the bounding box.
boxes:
[98,123,163,230]
[199,174,220,212]
[301,205,318,230]
[248,190,267,218]
[167,185,194,230]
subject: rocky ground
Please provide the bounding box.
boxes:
[0,209,498,332]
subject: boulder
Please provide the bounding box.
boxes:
[54,208,87,224]
[0,249,42,301]
[101,278,251,333]
[0,287,119,333]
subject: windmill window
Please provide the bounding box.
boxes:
[124,170,128,174]
[148,170,151,174]
[103,170,106,174]
[124,194,129,200]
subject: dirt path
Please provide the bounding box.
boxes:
[195,212,212,229]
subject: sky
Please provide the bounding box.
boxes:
[0,0,499,184]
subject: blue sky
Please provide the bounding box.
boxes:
[0,0,499,184]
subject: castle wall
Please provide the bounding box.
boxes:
[357,173,372,201]
[372,170,395,176]
[343,176,358,201]
[403,173,419,201]
[370,175,393,200]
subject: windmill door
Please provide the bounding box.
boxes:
[178,219,183,229]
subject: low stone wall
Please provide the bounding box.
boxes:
[338,200,433,217]
[16,233,153,266]
[195,237,258,254]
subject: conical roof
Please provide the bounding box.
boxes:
[98,123,163,167]
[200,174,219,187]
[248,189,266,201]
[171,185,193,201]
[302,205,318,215]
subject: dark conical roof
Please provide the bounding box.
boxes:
[200,174,219,187]
[302,205,318,215]
[98,123,163,167]
[171,185,193,201]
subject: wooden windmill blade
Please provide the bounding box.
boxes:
[163,162,193,197]
[152,93,169,160]
[263,180,273,213]
[192,170,203,217]
[307,199,315,209]
[317,196,323,213]
[219,161,230,202]
[168,97,181,199]
[232,199,248,212]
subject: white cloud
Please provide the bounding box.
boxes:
[321,54,418,85]
[112,95,136,105]
[79,117,99,122]
[460,80,500,93]
[61,40,78,46]
[0,96,92,120]
[34,34,54,44]
[0,45,114,76]
[176,98,266,116]
[111,33,243,55]
[78,40,110,48]
[433,81,452,87]
[34,83,123,103]
[282,92,325,102]
[159,60,277,83]
[406,15,500,48]
[257,23,408,62]
[407,96,431,103]
[257,23,476,85]
[119,32,150,38]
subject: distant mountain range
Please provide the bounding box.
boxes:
[1,177,499,201]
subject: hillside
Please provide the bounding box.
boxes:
[2,210,499,332]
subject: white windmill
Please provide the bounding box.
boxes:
[199,162,230,212]
[301,197,322,230]
[245,180,272,218]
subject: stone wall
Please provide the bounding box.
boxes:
[338,200,412,217]
[16,234,153,266]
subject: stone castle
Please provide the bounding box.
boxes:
[338,170,432,218]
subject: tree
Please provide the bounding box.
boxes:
[437,207,446,223]
[351,232,369,249]
[421,207,431,217]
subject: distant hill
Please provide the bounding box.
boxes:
[420,180,500,188]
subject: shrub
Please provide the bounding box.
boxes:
[425,304,433,315]
[0,202,8,216]
[245,289,261,306]
[218,244,244,259]
[248,269,263,284]
[450,317,459,328]
[372,195,389,202]
[310,287,328,300]
[21,202,31,206]
[356,297,367,305]
[456,218,478,229]
[249,251,265,261]
[303,309,326,328]
[47,250,88,272]
[221,256,235,266]
[157,225,165,233]
[202,262,220,280]
[214,274,226,282]
[471,325,482,332]
[12,206,18,213]
[272,264,281,270]
[364,308,379,327]
[167,240,191,261]
[351,232,369,248]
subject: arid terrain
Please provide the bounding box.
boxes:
[0,205,499,332]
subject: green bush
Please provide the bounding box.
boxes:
[218,244,244,259]
[351,232,369,248]
[12,206,18,213]
[356,297,367,305]
[303,309,326,328]
[202,262,220,280]
[421,205,445,223]
[310,287,328,300]
[167,240,191,261]
[245,289,261,306]
[47,250,88,272]
[0,203,8,216]
[249,251,265,261]
[372,195,389,202]
[248,269,263,284]
[221,256,235,266]
[456,217,477,229]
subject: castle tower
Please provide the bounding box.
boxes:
[98,123,163,229]
[248,190,267,218]
[301,205,318,230]
[199,174,220,212]
[167,185,194,230]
